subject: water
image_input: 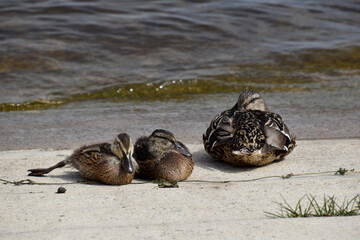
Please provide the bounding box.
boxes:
[1,0,360,150]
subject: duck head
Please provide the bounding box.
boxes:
[235,90,268,111]
[111,133,135,174]
[150,129,192,157]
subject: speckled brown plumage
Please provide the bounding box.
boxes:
[133,129,194,182]
[28,133,136,185]
[203,90,296,167]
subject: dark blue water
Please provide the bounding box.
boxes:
[0,0,359,150]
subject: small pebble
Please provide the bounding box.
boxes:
[57,187,66,194]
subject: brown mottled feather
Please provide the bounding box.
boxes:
[69,143,135,185]
[28,136,136,185]
[133,129,194,182]
[203,90,296,167]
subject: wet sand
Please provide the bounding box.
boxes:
[1,99,360,151]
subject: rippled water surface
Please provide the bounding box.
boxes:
[1,0,359,150]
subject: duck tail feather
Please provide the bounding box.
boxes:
[263,127,290,152]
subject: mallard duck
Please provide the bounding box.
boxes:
[28,133,136,185]
[203,90,296,167]
[133,129,194,182]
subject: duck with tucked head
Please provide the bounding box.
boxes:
[133,129,194,182]
[203,90,296,167]
[28,133,136,185]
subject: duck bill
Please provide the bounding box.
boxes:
[123,154,134,174]
[175,142,192,157]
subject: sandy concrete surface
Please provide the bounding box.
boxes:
[1,139,359,239]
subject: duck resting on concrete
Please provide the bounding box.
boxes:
[28,133,137,185]
[133,129,194,182]
[203,89,296,167]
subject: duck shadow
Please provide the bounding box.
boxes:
[31,170,105,185]
[30,169,150,185]
[192,149,284,173]
[192,149,255,173]
[54,170,86,182]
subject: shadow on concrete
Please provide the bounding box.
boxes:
[56,170,84,182]
[38,170,151,186]
[31,170,103,185]
[191,148,286,174]
[192,149,257,173]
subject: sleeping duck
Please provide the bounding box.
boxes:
[133,129,194,182]
[28,133,136,185]
[203,90,296,167]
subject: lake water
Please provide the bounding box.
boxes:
[1,0,359,150]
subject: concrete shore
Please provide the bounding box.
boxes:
[1,139,359,239]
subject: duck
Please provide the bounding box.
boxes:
[203,89,296,167]
[133,129,194,182]
[28,133,137,185]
